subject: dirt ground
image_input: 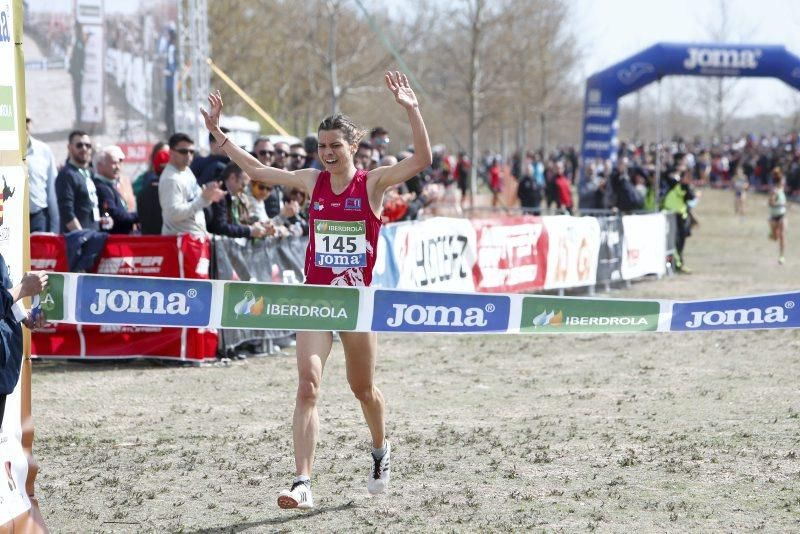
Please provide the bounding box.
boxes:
[30,189,800,532]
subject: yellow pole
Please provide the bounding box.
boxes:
[206,58,290,137]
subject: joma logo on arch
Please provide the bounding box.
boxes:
[683,48,761,70]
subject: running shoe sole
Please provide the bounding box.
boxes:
[277,494,299,509]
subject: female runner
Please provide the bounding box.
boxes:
[201,71,431,509]
[768,167,787,265]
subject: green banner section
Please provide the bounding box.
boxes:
[520,296,660,333]
[221,282,359,331]
[0,86,14,131]
[314,220,365,236]
[39,273,65,321]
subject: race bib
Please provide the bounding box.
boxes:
[314,220,367,268]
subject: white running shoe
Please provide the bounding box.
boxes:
[277,480,314,510]
[367,441,391,495]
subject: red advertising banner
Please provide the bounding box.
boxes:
[30,234,217,361]
[179,235,217,360]
[118,143,152,164]
[471,216,549,293]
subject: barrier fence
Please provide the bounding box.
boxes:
[30,212,675,360]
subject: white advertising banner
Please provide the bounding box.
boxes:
[621,213,667,280]
[543,215,601,290]
[391,217,478,291]
[0,2,19,152]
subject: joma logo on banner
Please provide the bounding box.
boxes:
[684,304,790,329]
[89,289,191,315]
[683,48,762,70]
[76,276,212,326]
[671,294,800,331]
[372,291,510,332]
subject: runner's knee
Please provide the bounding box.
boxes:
[296,377,321,404]
[350,383,376,403]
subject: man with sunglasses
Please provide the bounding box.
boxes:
[252,137,275,167]
[55,130,103,233]
[288,144,307,171]
[159,133,225,235]
[272,141,291,170]
[263,141,291,217]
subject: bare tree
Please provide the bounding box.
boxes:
[507,0,578,156]
[694,0,752,141]
[430,0,513,205]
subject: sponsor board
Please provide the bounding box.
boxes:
[392,218,477,291]
[39,273,65,322]
[97,256,164,275]
[0,2,18,152]
[471,217,548,293]
[621,214,666,280]
[543,216,600,290]
[520,296,659,333]
[0,167,24,267]
[371,290,510,333]
[76,276,212,327]
[221,282,359,331]
[671,293,800,331]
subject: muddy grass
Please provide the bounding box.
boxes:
[31,189,800,532]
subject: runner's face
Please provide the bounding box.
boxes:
[318,129,355,174]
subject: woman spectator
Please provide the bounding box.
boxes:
[488,157,502,208]
[135,142,171,235]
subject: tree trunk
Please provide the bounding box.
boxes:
[328,5,339,115]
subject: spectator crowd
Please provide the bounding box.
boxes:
[25,111,799,274]
[26,122,467,247]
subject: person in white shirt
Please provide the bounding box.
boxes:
[158,132,224,235]
[25,117,59,233]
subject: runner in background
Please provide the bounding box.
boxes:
[732,165,749,217]
[201,71,432,510]
[768,167,787,265]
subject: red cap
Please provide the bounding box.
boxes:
[153,149,170,175]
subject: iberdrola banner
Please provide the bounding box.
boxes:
[39,273,800,334]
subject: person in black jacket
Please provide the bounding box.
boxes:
[55,131,112,233]
[94,145,139,234]
[191,127,231,186]
[0,256,47,429]
[206,163,272,238]
[135,144,170,235]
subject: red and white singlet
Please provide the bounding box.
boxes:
[304,169,382,286]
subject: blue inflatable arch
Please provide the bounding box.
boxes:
[580,42,800,176]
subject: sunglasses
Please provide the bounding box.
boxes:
[275,150,288,157]
[258,150,274,157]
[290,153,305,159]
[174,148,195,155]
[74,142,92,149]
[255,183,273,192]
